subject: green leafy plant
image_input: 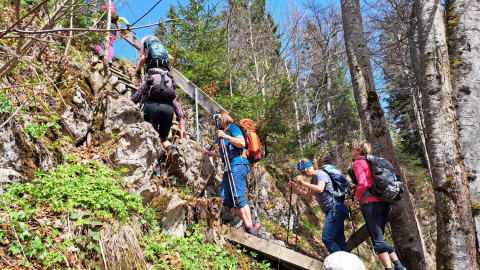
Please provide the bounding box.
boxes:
[24,115,62,138]
[0,161,153,268]
[0,89,12,114]
[144,223,238,269]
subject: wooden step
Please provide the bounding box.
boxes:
[221,225,323,270]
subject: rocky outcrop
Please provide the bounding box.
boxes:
[97,95,143,141]
[60,84,94,145]
[0,123,60,179]
[248,165,292,227]
[0,127,21,171]
[170,139,221,197]
[0,168,24,184]
[95,93,160,202]
[152,187,188,237]
[107,121,162,203]
[57,70,94,145]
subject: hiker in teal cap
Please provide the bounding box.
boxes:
[289,158,350,254]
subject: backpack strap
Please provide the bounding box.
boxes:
[160,74,166,90]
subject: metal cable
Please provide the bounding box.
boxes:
[128,0,163,29]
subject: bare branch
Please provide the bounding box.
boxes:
[0,98,29,130]
[0,19,185,37]
[0,0,50,38]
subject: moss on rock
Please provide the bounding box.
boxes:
[151,194,172,222]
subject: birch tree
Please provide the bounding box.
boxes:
[340,0,428,268]
[415,0,477,268]
[445,0,480,255]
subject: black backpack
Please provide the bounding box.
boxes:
[144,68,176,103]
[143,39,170,72]
[361,155,404,203]
[321,165,351,202]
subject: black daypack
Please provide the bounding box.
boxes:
[145,68,176,102]
[143,39,170,72]
[362,155,404,203]
[321,165,351,202]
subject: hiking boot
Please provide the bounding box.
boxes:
[394,260,406,270]
[245,227,257,236]
[154,165,161,176]
[167,147,179,165]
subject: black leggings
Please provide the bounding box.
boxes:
[361,202,395,254]
[143,100,174,141]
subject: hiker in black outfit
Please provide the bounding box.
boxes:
[131,36,186,162]
[345,140,406,270]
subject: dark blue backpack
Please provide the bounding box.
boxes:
[321,165,351,201]
[143,39,170,71]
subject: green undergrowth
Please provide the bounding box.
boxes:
[0,158,271,269]
[144,223,238,269]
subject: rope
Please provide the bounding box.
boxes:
[128,0,164,29]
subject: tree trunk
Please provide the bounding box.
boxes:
[445,0,480,257]
[340,0,428,269]
[408,10,432,177]
[415,0,478,268]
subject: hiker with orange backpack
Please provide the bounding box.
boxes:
[202,110,260,236]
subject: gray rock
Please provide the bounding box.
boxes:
[0,168,23,184]
[172,139,218,197]
[107,122,162,203]
[247,165,292,227]
[155,187,187,237]
[0,127,21,171]
[60,85,94,145]
[99,95,143,142]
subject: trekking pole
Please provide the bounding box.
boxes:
[214,114,239,209]
[294,173,301,251]
[220,138,239,208]
[286,164,294,246]
[347,206,360,255]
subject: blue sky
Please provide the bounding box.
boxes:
[112,0,299,62]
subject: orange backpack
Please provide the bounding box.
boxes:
[238,118,262,163]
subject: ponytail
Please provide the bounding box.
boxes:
[352,140,373,156]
